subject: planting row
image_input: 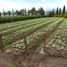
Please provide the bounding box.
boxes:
[47,18,67,51]
[2,17,59,46]
[7,18,63,49]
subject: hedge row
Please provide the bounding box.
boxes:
[0,16,43,24]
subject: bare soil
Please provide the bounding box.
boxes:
[0,47,67,67]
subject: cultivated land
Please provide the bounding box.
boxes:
[0,17,67,67]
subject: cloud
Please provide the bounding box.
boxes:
[0,0,35,11]
[0,0,67,11]
[34,0,67,10]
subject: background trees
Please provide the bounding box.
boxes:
[28,7,45,16]
[38,7,45,16]
[56,7,59,15]
[7,11,11,16]
[63,5,66,14]
[0,5,66,17]
[15,10,20,16]
[59,8,61,14]
[48,5,66,17]
[3,9,6,16]
[0,12,1,16]
[12,9,14,16]
[30,7,36,15]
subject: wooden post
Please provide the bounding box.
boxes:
[44,34,47,52]
[0,34,3,52]
[24,37,27,52]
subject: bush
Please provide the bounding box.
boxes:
[0,16,42,24]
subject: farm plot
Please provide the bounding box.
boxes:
[0,17,67,67]
[1,18,63,52]
[0,17,58,47]
[45,18,67,58]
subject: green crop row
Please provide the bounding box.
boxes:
[3,18,59,46]
[11,18,63,50]
[2,18,56,36]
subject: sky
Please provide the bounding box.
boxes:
[0,0,67,11]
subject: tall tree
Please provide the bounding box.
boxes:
[20,9,25,16]
[3,9,6,16]
[15,10,20,16]
[38,7,44,16]
[28,9,30,15]
[59,8,61,14]
[56,7,59,15]
[8,11,11,16]
[25,8,26,15]
[52,9,55,15]
[63,5,66,14]
[12,9,14,16]
[0,12,1,16]
[30,7,36,15]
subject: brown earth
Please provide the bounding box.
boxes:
[0,47,67,67]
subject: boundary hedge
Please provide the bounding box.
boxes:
[0,16,44,24]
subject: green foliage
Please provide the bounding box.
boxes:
[56,7,59,15]
[48,11,54,17]
[59,8,61,14]
[38,7,45,16]
[29,7,36,15]
[8,63,15,67]
[12,9,14,16]
[1,17,57,47]
[0,16,42,24]
[3,9,6,16]
[63,5,66,14]
[63,14,67,18]
[7,11,11,16]
[28,7,45,16]
[0,12,1,16]
[48,5,66,17]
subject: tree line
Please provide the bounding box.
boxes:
[0,7,45,17]
[48,5,66,17]
[0,5,66,17]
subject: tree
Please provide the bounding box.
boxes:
[25,8,26,15]
[8,11,11,16]
[28,9,30,15]
[12,9,14,16]
[15,10,20,16]
[59,8,61,14]
[63,5,66,14]
[48,11,53,17]
[0,12,1,16]
[3,9,6,16]
[20,9,25,16]
[52,9,55,15]
[56,7,59,15]
[38,7,45,16]
[30,7,36,15]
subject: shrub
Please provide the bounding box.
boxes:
[0,16,42,24]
